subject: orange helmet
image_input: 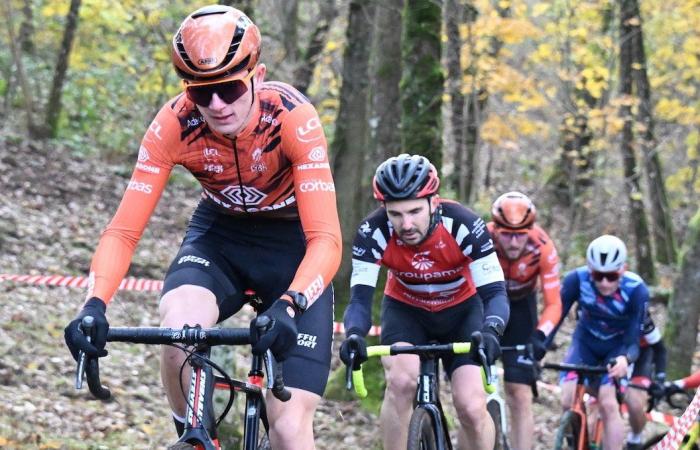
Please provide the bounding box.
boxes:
[491,191,536,230]
[172,5,261,85]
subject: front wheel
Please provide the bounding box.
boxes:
[554,410,584,450]
[407,408,439,450]
[487,398,509,450]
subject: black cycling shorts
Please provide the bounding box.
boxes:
[501,292,538,385]
[380,294,483,377]
[161,199,333,396]
[631,344,654,381]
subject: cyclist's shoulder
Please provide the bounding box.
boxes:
[439,199,484,228]
[620,271,648,290]
[258,81,313,114]
[357,207,390,232]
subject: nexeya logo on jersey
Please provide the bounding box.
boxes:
[411,251,435,271]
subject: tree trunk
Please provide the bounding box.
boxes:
[619,0,655,282]
[280,0,299,64]
[664,208,700,379]
[625,0,677,264]
[460,2,508,203]
[293,0,338,95]
[400,0,443,168]
[2,0,35,132]
[444,0,464,196]
[371,0,403,164]
[330,0,376,303]
[219,0,257,20]
[43,0,82,139]
[19,0,34,54]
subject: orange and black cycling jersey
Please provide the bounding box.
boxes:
[487,223,561,336]
[88,81,341,304]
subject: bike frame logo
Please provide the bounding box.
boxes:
[411,251,434,271]
[220,185,267,206]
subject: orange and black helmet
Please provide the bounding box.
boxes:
[172,5,261,85]
[491,191,536,230]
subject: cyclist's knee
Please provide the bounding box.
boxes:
[506,382,532,406]
[159,285,219,327]
[385,370,417,400]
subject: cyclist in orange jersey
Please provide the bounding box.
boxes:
[487,191,562,450]
[64,6,341,448]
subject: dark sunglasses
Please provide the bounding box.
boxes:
[591,271,621,282]
[186,77,251,107]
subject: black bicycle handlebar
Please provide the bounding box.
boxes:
[75,317,291,402]
[542,361,610,375]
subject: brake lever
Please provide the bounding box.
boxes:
[75,316,95,389]
[345,350,356,390]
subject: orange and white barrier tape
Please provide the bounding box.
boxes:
[654,388,700,450]
[0,273,381,336]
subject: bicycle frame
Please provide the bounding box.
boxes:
[75,320,288,450]
[414,355,453,450]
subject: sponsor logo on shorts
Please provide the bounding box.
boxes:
[297,333,318,349]
[299,180,335,192]
[127,180,153,194]
[178,255,210,267]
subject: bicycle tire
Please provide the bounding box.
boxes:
[487,399,509,450]
[554,410,583,450]
[407,408,439,450]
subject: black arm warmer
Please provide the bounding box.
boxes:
[343,284,375,337]
[476,280,510,332]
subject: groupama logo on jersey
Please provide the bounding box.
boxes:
[411,251,434,271]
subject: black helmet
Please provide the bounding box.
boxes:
[372,154,440,201]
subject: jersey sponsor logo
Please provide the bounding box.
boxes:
[178,255,210,267]
[304,275,324,303]
[434,240,446,250]
[148,120,163,141]
[250,148,267,173]
[138,146,150,162]
[198,57,216,65]
[359,221,371,237]
[220,185,267,206]
[480,241,493,252]
[395,268,462,281]
[299,179,335,192]
[296,117,322,142]
[203,147,220,161]
[308,146,326,162]
[297,333,318,349]
[136,162,161,174]
[261,114,279,126]
[297,162,330,171]
[411,251,434,271]
[204,163,224,174]
[127,180,153,194]
[352,245,366,257]
[187,117,203,128]
[472,217,486,239]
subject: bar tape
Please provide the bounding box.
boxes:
[0,273,382,337]
[653,388,700,450]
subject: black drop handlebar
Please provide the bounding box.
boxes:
[75,316,291,402]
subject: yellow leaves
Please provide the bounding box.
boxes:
[325,40,339,52]
[531,3,550,17]
[655,98,695,123]
[481,115,516,144]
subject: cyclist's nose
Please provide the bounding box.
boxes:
[208,93,227,109]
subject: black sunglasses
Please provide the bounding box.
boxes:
[186,79,250,107]
[591,271,621,282]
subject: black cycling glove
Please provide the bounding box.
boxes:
[530,329,548,361]
[250,299,299,362]
[472,326,502,366]
[339,333,368,370]
[64,297,109,361]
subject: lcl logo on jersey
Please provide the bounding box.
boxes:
[296,117,321,142]
[149,120,163,141]
[411,251,435,271]
[220,185,267,206]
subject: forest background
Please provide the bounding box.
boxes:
[1,0,699,448]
